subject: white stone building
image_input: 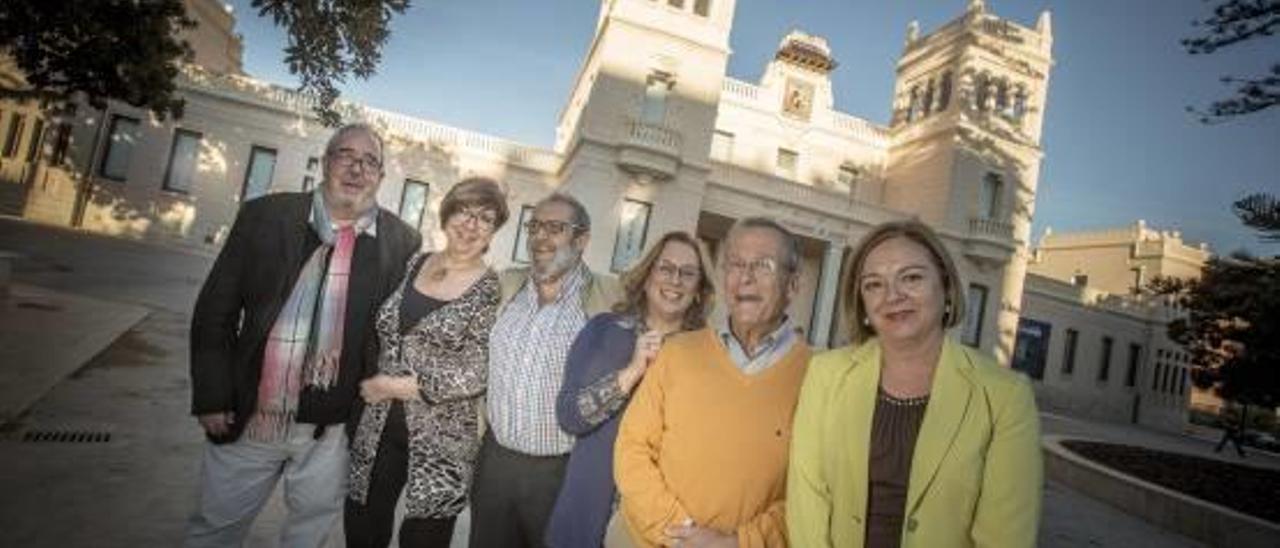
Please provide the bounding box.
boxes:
[1014,222,1213,432]
[2,0,1222,434]
[1,0,1061,366]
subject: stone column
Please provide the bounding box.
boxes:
[809,240,845,349]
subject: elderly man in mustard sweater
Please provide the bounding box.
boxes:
[615,217,811,548]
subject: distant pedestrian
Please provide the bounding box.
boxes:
[186,123,421,547]
[1214,421,1247,457]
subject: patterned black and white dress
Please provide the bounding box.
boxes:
[348,252,499,518]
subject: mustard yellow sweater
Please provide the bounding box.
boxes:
[615,327,811,548]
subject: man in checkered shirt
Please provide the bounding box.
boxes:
[470,193,620,548]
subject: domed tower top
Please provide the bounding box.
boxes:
[774,30,837,74]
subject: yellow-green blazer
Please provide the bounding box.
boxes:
[786,337,1042,548]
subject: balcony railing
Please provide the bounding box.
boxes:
[722,78,762,102]
[969,217,1014,240]
[177,64,562,172]
[624,119,682,154]
[616,119,683,180]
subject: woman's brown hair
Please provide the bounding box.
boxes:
[842,219,966,345]
[613,231,716,330]
[438,176,510,229]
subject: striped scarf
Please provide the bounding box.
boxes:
[244,195,368,442]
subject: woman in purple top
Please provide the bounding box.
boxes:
[545,231,715,548]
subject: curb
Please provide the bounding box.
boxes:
[1043,435,1280,548]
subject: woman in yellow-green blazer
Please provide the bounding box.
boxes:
[787,221,1041,548]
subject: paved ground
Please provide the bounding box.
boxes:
[0,283,148,423]
[0,218,1240,547]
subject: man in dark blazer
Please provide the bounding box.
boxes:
[186,123,420,547]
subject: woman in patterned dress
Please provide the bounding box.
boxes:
[345,177,508,547]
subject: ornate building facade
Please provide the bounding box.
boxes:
[0,1,1054,361]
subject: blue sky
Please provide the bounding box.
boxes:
[226,0,1277,255]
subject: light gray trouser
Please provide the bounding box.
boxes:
[185,425,349,548]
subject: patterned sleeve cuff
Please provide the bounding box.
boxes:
[576,370,628,428]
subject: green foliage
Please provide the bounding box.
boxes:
[252,0,411,126]
[1183,0,1280,122]
[1150,253,1280,410]
[0,0,194,120]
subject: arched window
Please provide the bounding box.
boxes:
[922,78,935,117]
[974,74,990,111]
[937,71,953,111]
[1012,86,1028,120]
[906,85,920,122]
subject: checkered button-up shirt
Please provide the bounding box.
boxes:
[487,263,590,456]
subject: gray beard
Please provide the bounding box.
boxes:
[532,246,580,283]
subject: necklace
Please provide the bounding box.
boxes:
[425,252,484,282]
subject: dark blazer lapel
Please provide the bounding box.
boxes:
[905,338,974,516]
[259,194,315,335]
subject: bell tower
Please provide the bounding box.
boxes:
[553,0,737,270]
[883,0,1054,362]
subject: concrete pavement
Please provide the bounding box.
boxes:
[0,283,148,423]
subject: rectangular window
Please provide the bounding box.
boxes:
[241,145,277,202]
[1062,328,1079,374]
[612,199,652,273]
[668,0,685,8]
[1097,336,1114,382]
[511,205,535,263]
[25,118,44,162]
[50,122,73,165]
[2,113,23,158]
[642,75,670,124]
[302,156,320,191]
[399,179,429,230]
[961,284,988,347]
[693,0,711,16]
[1125,343,1142,387]
[99,115,140,181]
[979,172,1003,219]
[776,148,798,179]
[162,129,202,193]
[1011,318,1051,381]
[710,130,734,162]
[836,165,859,194]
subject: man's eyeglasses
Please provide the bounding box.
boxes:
[330,149,383,172]
[653,261,701,285]
[524,219,583,237]
[723,257,781,279]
